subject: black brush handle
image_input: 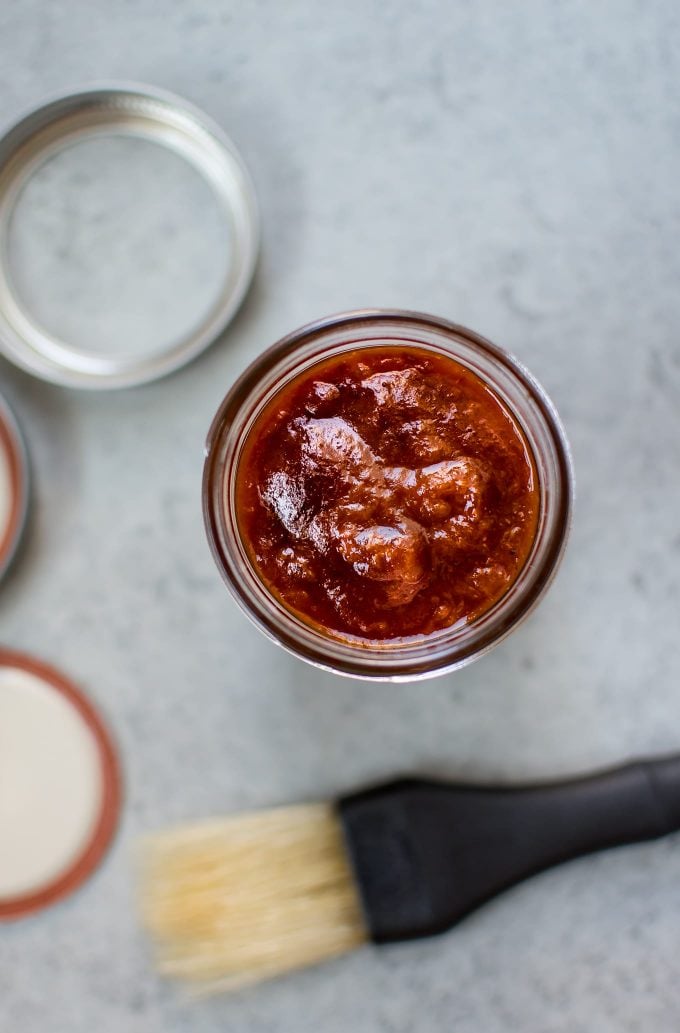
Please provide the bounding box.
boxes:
[339,755,680,944]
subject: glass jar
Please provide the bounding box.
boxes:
[203,310,574,681]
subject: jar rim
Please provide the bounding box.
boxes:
[203,310,574,681]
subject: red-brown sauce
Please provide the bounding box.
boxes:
[236,347,539,642]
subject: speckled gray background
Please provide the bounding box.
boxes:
[1,1,680,1030]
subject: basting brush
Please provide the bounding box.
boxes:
[140,755,680,992]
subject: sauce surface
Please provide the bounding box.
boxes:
[236,347,539,642]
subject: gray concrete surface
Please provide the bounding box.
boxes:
[1,1,680,1030]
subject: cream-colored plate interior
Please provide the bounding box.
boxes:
[0,666,103,899]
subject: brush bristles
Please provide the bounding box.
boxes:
[139,803,368,992]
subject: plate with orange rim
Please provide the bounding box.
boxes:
[0,392,29,585]
[0,648,122,920]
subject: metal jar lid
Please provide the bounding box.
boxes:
[0,84,259,389]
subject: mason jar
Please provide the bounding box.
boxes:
[203,310,573,681]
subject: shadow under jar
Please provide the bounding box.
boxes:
[203,311,573,681]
